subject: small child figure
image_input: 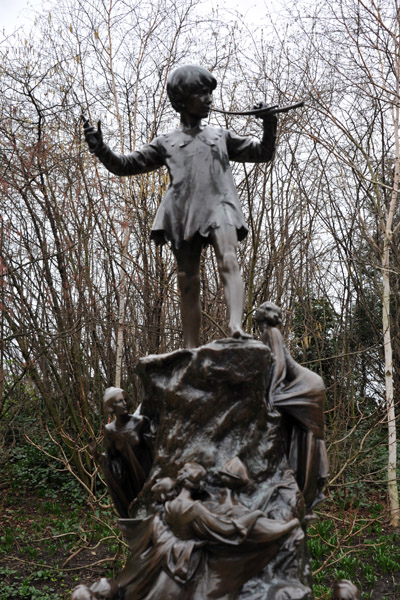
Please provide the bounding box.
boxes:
[332,580,360,600]
[83,65,277,347]
[70,578,120,600]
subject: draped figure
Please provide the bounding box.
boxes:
[254,302,329,511]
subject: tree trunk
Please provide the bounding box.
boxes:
[382,243,400,527]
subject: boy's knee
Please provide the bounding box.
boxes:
[219,251,239,274]
[177,270,200,293]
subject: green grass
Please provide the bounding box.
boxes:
[0,436,125,600]
[308,499,400,599]
[0,567,68,600]
[2,428,400,600]
[0,491,125,600]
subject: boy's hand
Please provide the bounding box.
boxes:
[81,116,103,153]
[252,102,278,125]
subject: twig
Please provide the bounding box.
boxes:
[8,555,120,572]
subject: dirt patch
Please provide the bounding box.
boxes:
[1,488,399,599]
[0,487,125,599]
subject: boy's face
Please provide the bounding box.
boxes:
[181,86,213,119]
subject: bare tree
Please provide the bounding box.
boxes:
[284,0,400,525]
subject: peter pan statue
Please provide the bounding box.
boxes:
[83,65,278,348]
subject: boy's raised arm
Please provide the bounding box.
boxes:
[81,116,164,177]
[227,104,278,164]
[82,116,104,154]
[259,105,278,161]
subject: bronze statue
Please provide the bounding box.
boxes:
[164,461,301,546]
[71,585,94,600]
[332,579,360,599]
[254,301,329,512]
[75,337,322,598]
[74,61,333,598]
[90,387,152,517]
[83,64,278,348]
[71,578,120,600]
[118,460,303,600]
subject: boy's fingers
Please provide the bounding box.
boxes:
[252,103,278,113]
[81,115,91,129]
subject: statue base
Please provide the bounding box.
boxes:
[115,338,314,600]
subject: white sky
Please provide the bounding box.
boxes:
[1,0,36,33]
[1,0,281,35]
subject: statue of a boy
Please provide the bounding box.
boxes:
[83,65,277,347]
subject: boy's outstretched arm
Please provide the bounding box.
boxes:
[81,116,164,177]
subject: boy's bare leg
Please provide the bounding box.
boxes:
[173,237,203,348]
[209,225,251,339]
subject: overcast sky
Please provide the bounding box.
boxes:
[1,0,280,36]
[1,0,36,33]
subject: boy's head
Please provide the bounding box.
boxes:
[151,477,177,502]
[167,65,217,113]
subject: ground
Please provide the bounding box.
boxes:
[1,486,399,599]
[0,487,126,600]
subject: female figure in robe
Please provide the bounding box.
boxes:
[163,462,301,599]
[121,461,302,600]
[254,302,329,511]
[92,388,152,517]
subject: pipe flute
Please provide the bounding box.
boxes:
[211,101,304,117]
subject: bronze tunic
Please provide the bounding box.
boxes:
[94,123,276,249]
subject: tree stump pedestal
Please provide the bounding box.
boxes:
[116,338,314,600]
